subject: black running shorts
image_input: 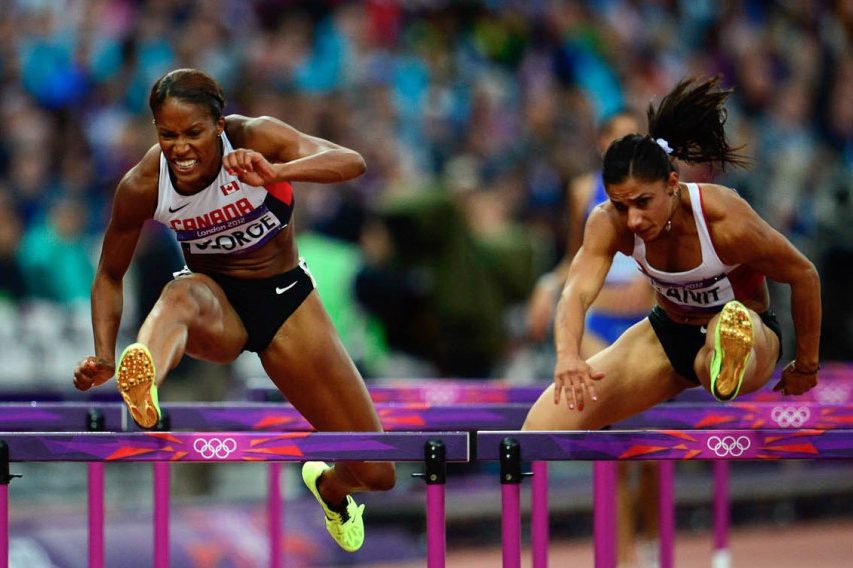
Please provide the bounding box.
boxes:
[648,305,783,384]
[177,259,316,353]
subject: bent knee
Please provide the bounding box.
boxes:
[159,278,210,313]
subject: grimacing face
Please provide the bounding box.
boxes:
[153,97,224,193]
[607,172,679,242]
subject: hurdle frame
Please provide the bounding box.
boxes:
[0,431,469,568]
[479,428,853,568]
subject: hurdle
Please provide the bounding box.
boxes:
[0,400,525,568]
[0,430,470,568]
[518,401,853,568]
[479,428,853,568]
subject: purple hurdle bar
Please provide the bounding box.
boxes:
[1,431,469,568]
[480,429,853,568]
[0,402,520,568]
[7,397,853,567]
[243,368,853,405]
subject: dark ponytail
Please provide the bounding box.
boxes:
[603,76,749,186]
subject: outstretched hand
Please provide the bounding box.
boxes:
[772,360,819,396]
[553,354,605,411]
[73,356,115,392]
[223,149,278,187]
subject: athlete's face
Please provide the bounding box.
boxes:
[607,172,679,241]
[153,97,225,193]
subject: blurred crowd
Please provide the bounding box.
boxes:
[0,0,849,391]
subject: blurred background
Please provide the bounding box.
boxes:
[0,0,850,567]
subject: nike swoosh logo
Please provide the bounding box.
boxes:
[700,326,708,334]
[275,282,297,295]
[168,203,190,213]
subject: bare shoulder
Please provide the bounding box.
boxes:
[112,145,160,227]
[698,183,770,261]
[696,183,753,223]
[224,114,298,150]
[586,200,631,255]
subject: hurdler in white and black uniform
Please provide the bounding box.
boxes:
[632,183,783,384]
[155,132,316,352]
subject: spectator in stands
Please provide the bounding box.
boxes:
[0,197,26,304]
[18,196,95,305]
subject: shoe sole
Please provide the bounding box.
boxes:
[117,343,160,429]
[711,301,753,401]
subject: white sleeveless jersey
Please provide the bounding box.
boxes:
[153,133,294,255]
[632,183,739,314]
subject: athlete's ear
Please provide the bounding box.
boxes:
[667,171,679,193]
[216,116,225,135]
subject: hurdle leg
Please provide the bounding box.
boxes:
[268,463,283,568]
[712,460,730,568]
[1,441,11,568]
[425,440,447,568]
[500,438,522,568]
[658,460,675,568]
[153,462,170,568]
[88,463,105,568]
[593,461,617,568]
[87,409,105,568]
[531,461,549,568]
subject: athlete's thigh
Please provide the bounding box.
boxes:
[525,320,688,431]
[164,273,248,363]
[259,291,382,432]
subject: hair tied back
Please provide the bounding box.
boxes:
[655,138,673,155]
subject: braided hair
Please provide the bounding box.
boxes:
[602,76,749,187]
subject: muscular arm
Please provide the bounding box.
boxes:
[225,115,366,184]
[526,173,596,339]
[549,208,623,408]
[91,152,158,362]
[711,188,821,369]
[554,209,619,360]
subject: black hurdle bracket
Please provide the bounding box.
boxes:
[87,408,106,432]
[500,437,533,484]
[412,439,447,485]
[0,441,22,485]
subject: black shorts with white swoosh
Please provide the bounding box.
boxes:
[187,258,316,353]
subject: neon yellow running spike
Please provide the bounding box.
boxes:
[116,343,161,429]
[302,461,365,552]
[709,301,754,402]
